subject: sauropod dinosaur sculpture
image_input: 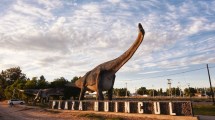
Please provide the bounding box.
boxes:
[19,87,80,103]
[74,23,145,100]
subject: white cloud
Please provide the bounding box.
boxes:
[0,0,215,83]
[107,0,121,4]
[13,1,52,18]
[138,70,161,75]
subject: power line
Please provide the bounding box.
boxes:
[140,46,215,66]
[120,65,215,81]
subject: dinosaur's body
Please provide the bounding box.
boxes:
[19,87,80,103]
[19,88,64,103]
[75,23,145,100]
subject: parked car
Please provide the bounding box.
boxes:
[8,99,25,105]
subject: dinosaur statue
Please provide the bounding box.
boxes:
[18,88,64,103]
[19,87,80,103]
[73,23,145,100]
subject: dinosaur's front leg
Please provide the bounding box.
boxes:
[96,71,104,100]
[108,89,113,100]
[108,75,116,100]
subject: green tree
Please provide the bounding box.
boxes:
[113,88,130,97]
[71,76,79,83]
[157,88,163,96]
[50,77,68,88]
[2,67,26,85]
[184,87,196,97]
[148,89,158,96]
[136,87,147,95]
[24,77,38,89]
[4,86,13,99]
[37,75,49,89]
[171,87,180,96]
[0,67,26,99]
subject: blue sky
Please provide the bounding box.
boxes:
[0,0,215,92]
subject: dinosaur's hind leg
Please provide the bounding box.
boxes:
[79,80,86,100]
[79,87,86,100]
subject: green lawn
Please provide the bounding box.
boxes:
[78,113,124,120]
[193,104,215,116]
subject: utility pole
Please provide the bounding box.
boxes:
[206,64,215,105]
[188,83,191,98]
[167,79,172,98]
[152,85,154,98]
[178,82,181,97]
[125,82,128,97]
[135,87,137,97]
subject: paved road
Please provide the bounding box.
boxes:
[0,104,33,120]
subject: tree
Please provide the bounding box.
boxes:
[171,87,180,96]
[136,87,147,95]
[183,87,196,97]
[113,88,130,97]
[24,77,38,89]
[0,72,6,99]
[71,76,79,83]
[0,67,26,99]
[2,67,26,85]
[50,77,68,88]
[148,89,158,96]
[37,75,49,89]
[157,88,163,96]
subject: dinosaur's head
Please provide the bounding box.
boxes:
[138,23,145,35]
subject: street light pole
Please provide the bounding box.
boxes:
[188,83,191,98]
[125,82,128,97]
[178,82,181,97]
[152,85,154,98]
[167,79,172,98]
[135,87,137,97]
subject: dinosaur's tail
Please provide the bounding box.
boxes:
[65,83,79,88]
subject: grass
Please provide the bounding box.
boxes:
[39,104,49,108]
[45,109,61,114]
[193,104,215,116]
[79,113,124,120]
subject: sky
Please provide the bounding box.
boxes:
[0,0,215,93]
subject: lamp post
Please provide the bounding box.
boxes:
[178,82,181,97]
[188,83,191,98]
[125,82,128,97]
[167,79,172,97]
[152,85,154,98]
[135,87,137,97]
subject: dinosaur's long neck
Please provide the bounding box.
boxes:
[110,24,145,73]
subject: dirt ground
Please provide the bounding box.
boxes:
[0,101,198,120]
